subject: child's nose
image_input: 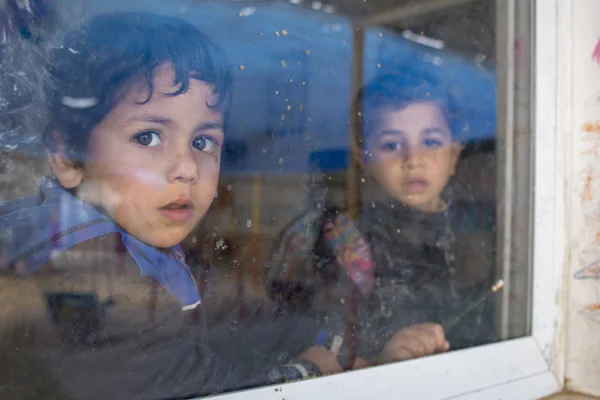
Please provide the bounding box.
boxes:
[403,146,425,168]
[167,150,199,184]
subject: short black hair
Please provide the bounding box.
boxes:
[356,73,462,145]
[43,11,232,165]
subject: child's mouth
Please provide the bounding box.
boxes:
[159,201,194,222]
[403,179,429,194]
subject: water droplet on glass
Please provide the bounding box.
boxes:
[279,158,284,164]
[246,220,252,228]
[192,236,197,243]
[302,81,306,85]
[281,60,287,67]
[287,105,291,110]
[282,29,288,35]
[239,65,245,70]
[281,114,286,120]
[378,32,383,37]
[377,63,381,68]
[262,148,267,153]
[275,31,280,36]
[305,49,311,56]
[227,184,232,191]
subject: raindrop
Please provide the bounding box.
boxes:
[227,184,232,191]
[287,105,291,110]
[246,220,252,228]
[281,60,287,67]
[239,6,256,16]
[192,236,197,243]
[239,65,245,70]
[282,29,289,35]
[278,158,284,164]
[281,115,286,120]
[275,31,281,36]
[322,4,335,13]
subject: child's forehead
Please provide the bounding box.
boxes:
[100,74,224,130]
[372,102,450,131]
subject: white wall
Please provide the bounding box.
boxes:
[565,0,600,396]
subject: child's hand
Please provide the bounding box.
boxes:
[297,345,343,375]
[371,323,449,366]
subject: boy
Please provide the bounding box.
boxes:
[0,12,345,400]
[268,73,494,367]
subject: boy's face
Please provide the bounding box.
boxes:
[364,102,461,212]
[64,65,224,248]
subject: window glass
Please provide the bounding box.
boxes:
[0,0,532,398]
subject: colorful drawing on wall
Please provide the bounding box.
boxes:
[574,259,600,280]
[581,121,600,133]
[582,175,593,202]
[593,38,600,65]
[585,303,600,311]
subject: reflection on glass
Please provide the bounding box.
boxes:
[0,0,529,399]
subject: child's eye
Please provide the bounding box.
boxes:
[192,135,220,154]
[381,141,403,152]
[423,138,443,148]
[133,131,162,147]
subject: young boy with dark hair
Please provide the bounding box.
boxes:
[0,11,345,400]
[268,72,495,368]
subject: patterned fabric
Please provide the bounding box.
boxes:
[266,209,375,308]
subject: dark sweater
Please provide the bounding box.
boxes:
[269,197,496,361]
[0,186,321,400]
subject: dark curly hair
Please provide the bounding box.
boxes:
[356,72,463,146]
[43,11,232,166]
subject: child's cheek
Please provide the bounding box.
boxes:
[129,169,168,191]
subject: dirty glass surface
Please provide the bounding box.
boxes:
[0,0,532,399]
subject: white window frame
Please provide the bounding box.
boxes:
[207,0,567,399]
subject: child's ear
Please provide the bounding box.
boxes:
[449,142,464,176]
[45,130,84,189]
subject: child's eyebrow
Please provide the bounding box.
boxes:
[127,115,175,127]
[422,127,449,136]
[197,122,223,131]
[124,117,223,132]
[378,129,405,137]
